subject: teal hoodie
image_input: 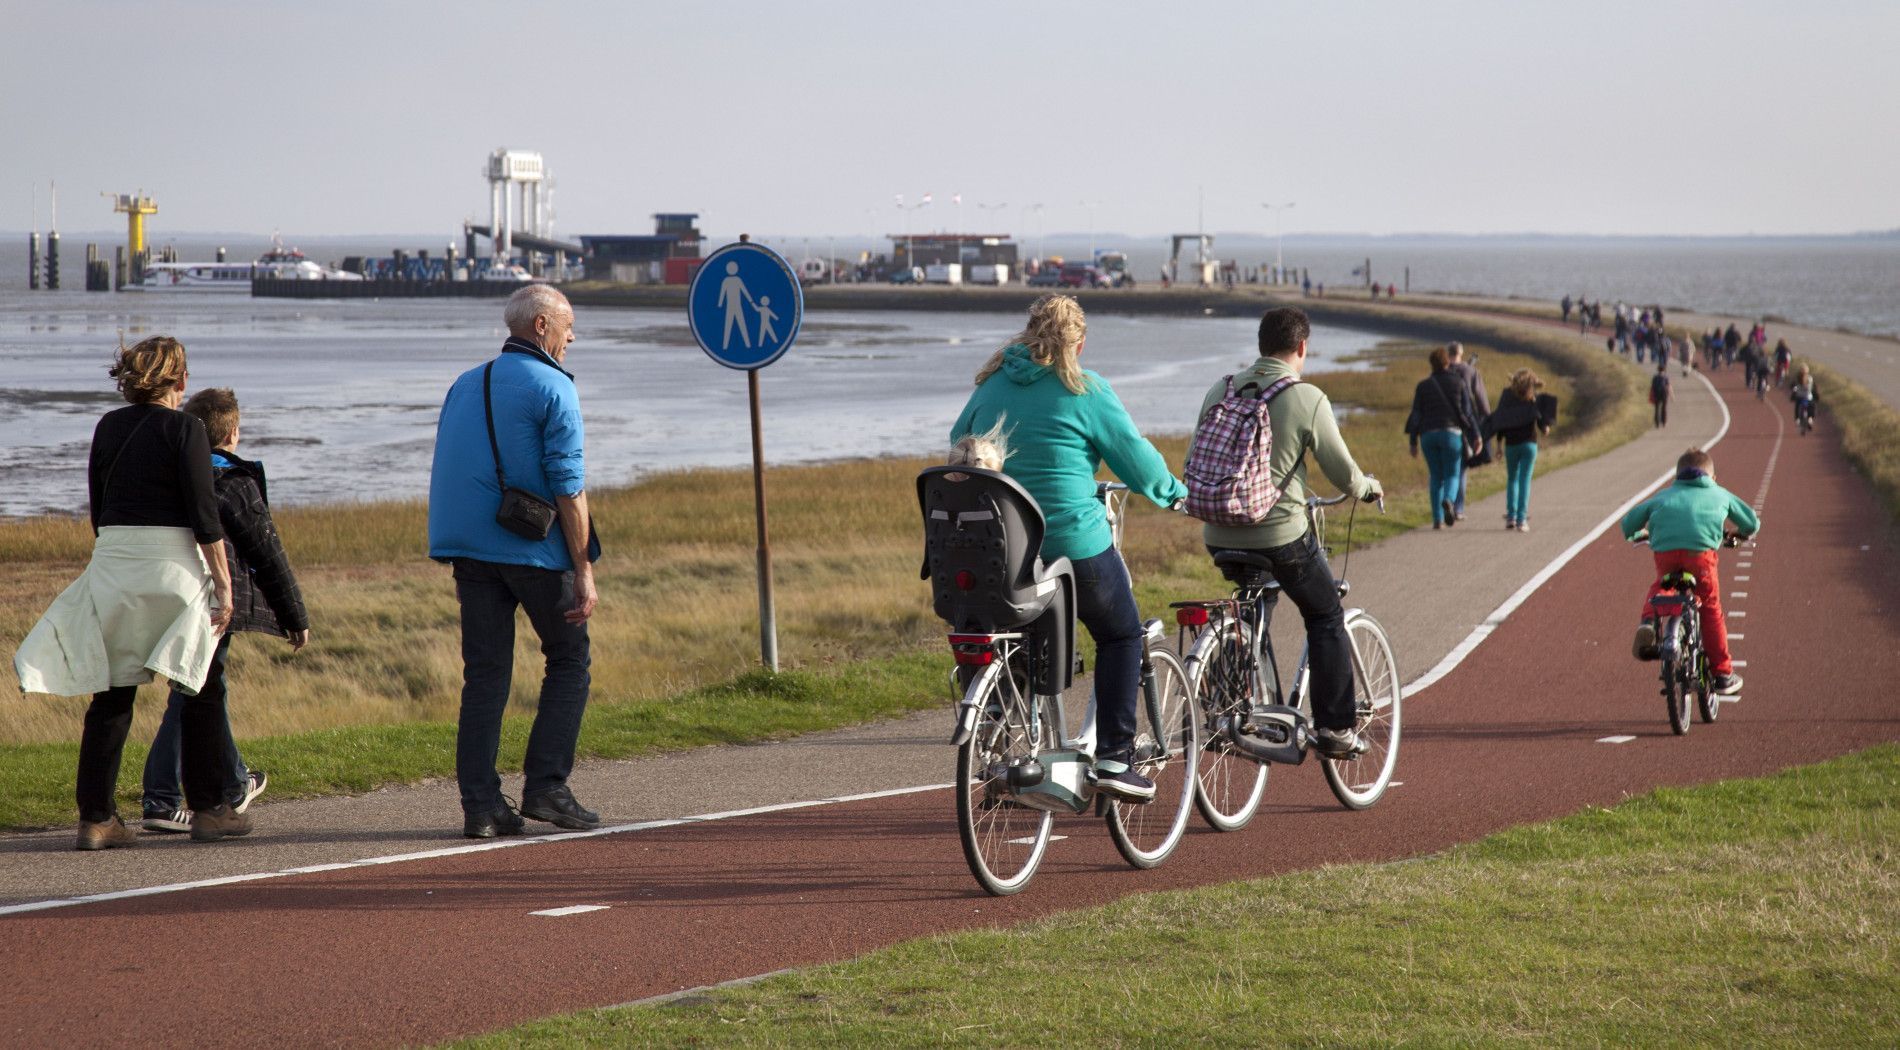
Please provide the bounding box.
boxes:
[1620,473,1759,553]
[951,344,1187,562]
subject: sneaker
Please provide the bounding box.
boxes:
[1713,672,1744,695]
[142,807,193,834]
[76,816,139,851]
[1313,726,1370,757]
[1517,521,1530,533]
[190,804,254,843]
[1441,500,1456,526]
[1632,622,1658,661]
[1093,765,1156,803]
[234,770,268,814]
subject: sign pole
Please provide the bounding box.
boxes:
[747,365,778,672]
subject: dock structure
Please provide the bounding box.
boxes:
[252,277,527,299]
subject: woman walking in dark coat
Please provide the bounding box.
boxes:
[1405,345,1481,529]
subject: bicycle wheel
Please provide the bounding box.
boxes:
[956,657,1054,896]
[1323,612,1403,809]
[1107,648,1200,868]
[1694,642,1719,724]
[1662,620,1691,736]
[1190,616,1269,831]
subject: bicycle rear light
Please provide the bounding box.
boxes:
[1175,607,1209,626]
[954,570,976,591]
[951,646,994,666]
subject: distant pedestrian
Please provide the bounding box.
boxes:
[140,387,308,837]
[1405,345,1482,529]
[428,285,603,840]
[13,336,237,850]
[1446,342,1490,520]
[1649,360,1673,428]
[1484,369,1551,531]
[1561,295,1573,324]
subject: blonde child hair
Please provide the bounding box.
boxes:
[949,418,1012,471]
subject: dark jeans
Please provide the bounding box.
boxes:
[1653,399,1668,427]
[453,558,591,815]
[77,672,234,824]
[142,633,250,813]
[1071,547,1142,760]
[1209,530,1355,731]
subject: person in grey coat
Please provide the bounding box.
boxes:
[1446,343,1490,520]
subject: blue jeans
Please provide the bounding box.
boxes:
[1420,429,1465,525]
[1071,548,1142,760]
[452,558,592,814]
[142,633,249,814]
[1504,442,1538,524]
[1208,529,1354,730]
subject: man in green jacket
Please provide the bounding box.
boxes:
[1198,308,1383,756]
[1620,447,1758,693]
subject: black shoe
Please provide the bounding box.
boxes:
[1713,672,1744,695]
[463,800,526,839]
[1441,500,1456,526]
[1092,765,1156,803]
[520,786,601,830]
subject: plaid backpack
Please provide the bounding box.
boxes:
[1183,375,1299,526]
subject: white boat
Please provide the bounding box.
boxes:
[127,243,361,291]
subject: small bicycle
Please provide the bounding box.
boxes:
[1632,531,1744,734]
[1172,490,1402,825]
[1794,397,1815,436]
[919,471,1198,896]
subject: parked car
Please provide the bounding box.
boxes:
[1026,268,1064,287]
[1058,264,1110,289]
[887,266,925,285]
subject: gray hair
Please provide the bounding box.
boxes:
[1446,341,1464,360]
[504,284,572,334]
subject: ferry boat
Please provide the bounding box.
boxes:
[128,243,361,291]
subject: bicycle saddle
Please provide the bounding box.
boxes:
[1212,550,1284,591]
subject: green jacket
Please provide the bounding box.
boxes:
[951,344,1186,563]
[1619,473,1759,553]
[1196,355,1378,550]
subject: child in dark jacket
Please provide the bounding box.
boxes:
[1619,447,1757,694]
[141,388,311,840]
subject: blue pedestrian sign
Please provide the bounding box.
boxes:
[688,241,803,370]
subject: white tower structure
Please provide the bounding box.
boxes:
[486,148,548,260]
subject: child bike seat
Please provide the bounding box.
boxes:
[918,466,1076,695]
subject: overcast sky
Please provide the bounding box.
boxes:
[6,1,1896,241]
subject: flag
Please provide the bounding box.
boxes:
[952,193,961,205]
[921,193,933,205]
[894,194,903,206]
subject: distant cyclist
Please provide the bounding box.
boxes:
[1772,339,1793,386]
[1790,364,1817,432]
[949,294,1187,801]
[1621,448,1757,695]
[1193,307,1383,757]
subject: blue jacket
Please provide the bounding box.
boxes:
[428,338,588,570]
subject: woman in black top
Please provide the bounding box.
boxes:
[1491,369,1553,531]
[1404,346,1481,529]
[15,336,236,850]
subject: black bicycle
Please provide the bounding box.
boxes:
[1633,531,1744,734]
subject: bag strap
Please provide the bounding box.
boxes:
[100,410,157,504]
[482,362,509,492]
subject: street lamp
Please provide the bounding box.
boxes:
[1081,200,1103,262]
[1262,201,1295,283]
[895,194,931,279]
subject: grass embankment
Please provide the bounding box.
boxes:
[1806,361,1900,523]
[460,744,1900,1048]
[0,316,1642,830]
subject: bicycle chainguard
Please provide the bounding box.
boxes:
[1227,704,1309,765]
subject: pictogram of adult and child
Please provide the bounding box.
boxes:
[717,260,783,350]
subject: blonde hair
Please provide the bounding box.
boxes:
[184,387,241,447]
[949,417,1012,471]
[1509,368,1544,400]
[974,294,1089,395]
[109,335,188,404]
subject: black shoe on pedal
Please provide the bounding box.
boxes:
[1092,756,1155,803]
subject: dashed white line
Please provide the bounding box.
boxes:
[1733,661,1748,668]
[1597,735,1637,744]
[1730,633,1745,640]
[1734,575,1750,581]
[1730,611,1747,618]
[531,905,610,917]
[1731,592,1748,598]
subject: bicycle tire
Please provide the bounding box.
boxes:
[1107,648,1200,868]
[1694,641,1718,724]
[1663,619,1691,736]
[1323,612,1403,809]
[955,658,1054,896]
[1189,616,1269,831]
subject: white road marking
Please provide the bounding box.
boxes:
[1733,661,1748,668]
[1597,735,1637,744]
[531,905,610,917]
[1730,611,1746,618]
[1008,834,1068,845]
[1734,575,1750,581]
[0,782,958,917]
[1731,592,1748,598]
[1401,369,1732,699]
[1729,633,1745,640]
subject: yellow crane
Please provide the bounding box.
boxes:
[104,191,159,260]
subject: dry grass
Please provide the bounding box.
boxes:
[1807,361,1900,524]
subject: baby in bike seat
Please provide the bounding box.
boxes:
[918,430,1075,698]
[1619,447,1759,694]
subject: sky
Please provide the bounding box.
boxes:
[5,1,1897,242]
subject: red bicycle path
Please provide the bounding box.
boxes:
[5,374,1897,1049]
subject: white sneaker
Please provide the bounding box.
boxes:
[142,807,193,834]
[234,770,268,814]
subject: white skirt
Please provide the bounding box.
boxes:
[13,526,217,697]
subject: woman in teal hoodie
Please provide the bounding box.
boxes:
[950,295,1187,801]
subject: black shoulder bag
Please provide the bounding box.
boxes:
[484,363,558,541]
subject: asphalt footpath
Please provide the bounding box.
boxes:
[0,314,1716,906]
[4,317,1898,1050]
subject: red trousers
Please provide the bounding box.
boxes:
[1641,548,1732,674]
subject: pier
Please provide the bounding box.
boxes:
[251,277,523,299]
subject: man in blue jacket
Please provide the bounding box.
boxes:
[429,284,601,838]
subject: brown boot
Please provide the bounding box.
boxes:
[190,804,254,843]
[75,816,138,851]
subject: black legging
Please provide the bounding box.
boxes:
[77,684,233,822]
